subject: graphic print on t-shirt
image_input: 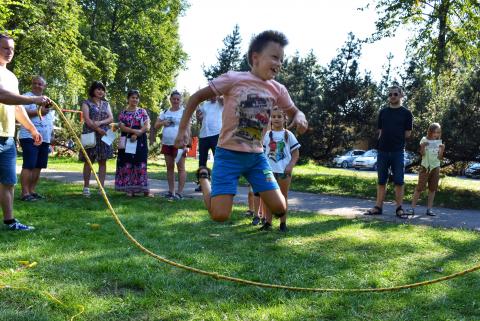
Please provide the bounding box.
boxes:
[268,139,286,162]
[234,89,274,146]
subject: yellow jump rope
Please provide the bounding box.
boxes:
[2,100,480,319]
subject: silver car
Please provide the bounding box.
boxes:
[353,149,378,170]
[333,150,366,168]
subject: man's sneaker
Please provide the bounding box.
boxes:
[279,222,288,233]
[259,222,272,231]
[194,185,202,192]
[82,187,90,197]
[6,219,34,231]
[252,215,261,225]
[261,217,266,225]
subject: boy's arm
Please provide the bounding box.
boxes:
[285,107,308,135]
[175,86,216,148]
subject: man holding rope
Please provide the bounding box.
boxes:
[0,34,51,230]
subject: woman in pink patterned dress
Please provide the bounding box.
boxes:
[114,90,152,197]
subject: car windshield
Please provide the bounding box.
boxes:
[471,164,480,169]
[363,150,376,157]
[353,151,364,156]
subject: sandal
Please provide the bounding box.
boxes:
[196,166,211,182]
[395,206,408,219]
[364,205,383,215]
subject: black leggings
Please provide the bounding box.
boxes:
[198,134,219,167]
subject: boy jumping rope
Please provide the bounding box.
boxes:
[174,30,308,224]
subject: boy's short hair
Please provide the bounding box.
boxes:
[388,85,404,96]
[247,30,288,67]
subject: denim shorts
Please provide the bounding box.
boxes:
[20,138,50,169]
[211,147,279,197]
[377,150,405,185]
[0,137,17,185]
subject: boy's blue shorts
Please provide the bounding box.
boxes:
[211,147,279,197]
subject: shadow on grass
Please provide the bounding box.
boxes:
[3,179,480,320]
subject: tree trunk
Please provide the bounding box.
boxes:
[434,0,450,78]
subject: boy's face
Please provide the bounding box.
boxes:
[251,41,284,80]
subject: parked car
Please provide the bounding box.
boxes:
[353,149,378,170]
[465,163,480,179]
[333,149,365,168]
[404,150,419,172]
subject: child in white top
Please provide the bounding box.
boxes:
[261,107,300,232]
[409,123,445,216]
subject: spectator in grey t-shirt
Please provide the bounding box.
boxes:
[18,76,54,201]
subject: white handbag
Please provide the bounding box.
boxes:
[81,132,96,148]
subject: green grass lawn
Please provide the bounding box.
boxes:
[1,180,480,320]
[39,156,480,209]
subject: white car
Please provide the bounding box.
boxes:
[333,150,365,168]
[353,149,378,170]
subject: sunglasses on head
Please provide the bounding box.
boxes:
[388,92,399,97]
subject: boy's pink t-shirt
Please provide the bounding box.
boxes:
[209,71,296,153]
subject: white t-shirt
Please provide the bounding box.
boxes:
[18,92,55,143]
[158,107,184,146]
[198,101,223,138]
[0,67,19,137]
[263,129,301,173]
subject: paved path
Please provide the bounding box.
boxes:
[39,169,480,231]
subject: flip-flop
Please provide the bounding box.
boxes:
[396,206,409,219]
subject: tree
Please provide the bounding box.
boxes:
[277,51,323,160]
[318,33,379,158]
[440,68,480,163]
[79,0,187,113]
[202,24,242,80]
[1,0,93,105]
[368,0,480,78]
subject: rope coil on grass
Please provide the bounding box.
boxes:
[2,100,478,312]
[50,100,480,293]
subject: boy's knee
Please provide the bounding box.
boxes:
[270,203,287,218]
[210,209,230,222]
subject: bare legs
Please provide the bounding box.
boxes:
[164,155,186,195]
[83,160,107,189]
